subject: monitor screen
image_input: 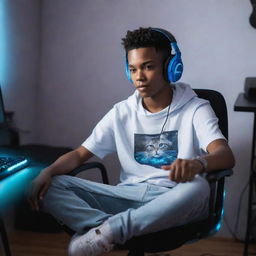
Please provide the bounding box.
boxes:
[0,85,6,124]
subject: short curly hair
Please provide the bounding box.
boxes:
[121,27,172,60]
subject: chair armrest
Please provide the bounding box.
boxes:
[206,169,233,182]
[68,162,109,184]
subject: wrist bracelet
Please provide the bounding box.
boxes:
[194,156,208,173]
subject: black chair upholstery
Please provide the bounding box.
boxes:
[65,89,233,256]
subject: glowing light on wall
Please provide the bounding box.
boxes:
[0,0,6,82]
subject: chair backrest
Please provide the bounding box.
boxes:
[193,89,229,236]
[193,89,228,139]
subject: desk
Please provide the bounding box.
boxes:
[234,93,256,256]
[0,145,72,256]
[0,148,44,256]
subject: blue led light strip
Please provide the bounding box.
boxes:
[6,159,28,172]
[214,189,227,232]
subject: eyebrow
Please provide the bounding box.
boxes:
[128,60,154,68]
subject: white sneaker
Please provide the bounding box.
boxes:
[68,222,114,256]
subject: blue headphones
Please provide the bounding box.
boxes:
[125,28,183,84]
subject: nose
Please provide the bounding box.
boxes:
[135,69,145,81]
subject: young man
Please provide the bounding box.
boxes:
[28,27,235,256]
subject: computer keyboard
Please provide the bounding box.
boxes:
[0,156,29,180]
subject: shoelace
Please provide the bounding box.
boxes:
[80,235,112,256]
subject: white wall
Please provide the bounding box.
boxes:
[1,0,41,144]
[1,0,255,240]
[37,0,256,238]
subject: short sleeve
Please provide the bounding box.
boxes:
[82,108,116,159]
[193,102,226,152]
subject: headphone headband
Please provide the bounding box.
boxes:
[151,28,177,43]
[151,28,181,55]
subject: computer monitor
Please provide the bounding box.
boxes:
[0,85,6,124]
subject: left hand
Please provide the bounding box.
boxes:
[161,158,203,183]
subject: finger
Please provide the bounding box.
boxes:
[180,166,187,182]
[30,195,38,211]
[186,171,193,182]
[169,170,173,180]
[33,198,39,211]
[39,183,49,200]
[27,184,36,211]
[169,165,176,181]
[182,161,194,182]
[172,159,182,182]
[33,189,40,211]
[161,165,171,170]
[30,199,38,212]
[30,184,40,211]
[176,171,182,183]
[174,166,182,183]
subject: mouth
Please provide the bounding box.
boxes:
[136,84,149,89]
[136,85,149,92]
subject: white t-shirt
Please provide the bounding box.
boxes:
[82,83,226,187]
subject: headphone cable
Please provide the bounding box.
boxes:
[160,101,171,136]
[160,90,172,135]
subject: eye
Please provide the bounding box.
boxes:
[145,65,154,70]
[129,68,136,73]
[159,143,168,150]
[146,145,155,151]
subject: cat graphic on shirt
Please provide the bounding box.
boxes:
[134,131,178,168]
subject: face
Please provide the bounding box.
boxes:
[127,47,169,99]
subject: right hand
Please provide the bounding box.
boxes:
[27,169,52,211]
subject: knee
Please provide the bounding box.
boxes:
[189,175,210,199]
[174,175,210,201]
[40,175,69,212]
[40,184,57,212]
[191,174,209,189]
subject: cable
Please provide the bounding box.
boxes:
[234,179,250,239]
[160,101,171,135]
[223,179,250,241]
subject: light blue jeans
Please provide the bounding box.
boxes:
[41,175,210,244]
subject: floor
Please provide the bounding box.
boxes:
[6,230,256,256]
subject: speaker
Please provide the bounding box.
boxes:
[244,77,256,100]
[125,28,183,84]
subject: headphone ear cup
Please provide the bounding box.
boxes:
[125,58,133,83]
[164,55,173,83]
[167,54,183,83]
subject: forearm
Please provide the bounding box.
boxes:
[203,140,235,173]
[44,146,94,177]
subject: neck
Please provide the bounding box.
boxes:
[142,86,173,113]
